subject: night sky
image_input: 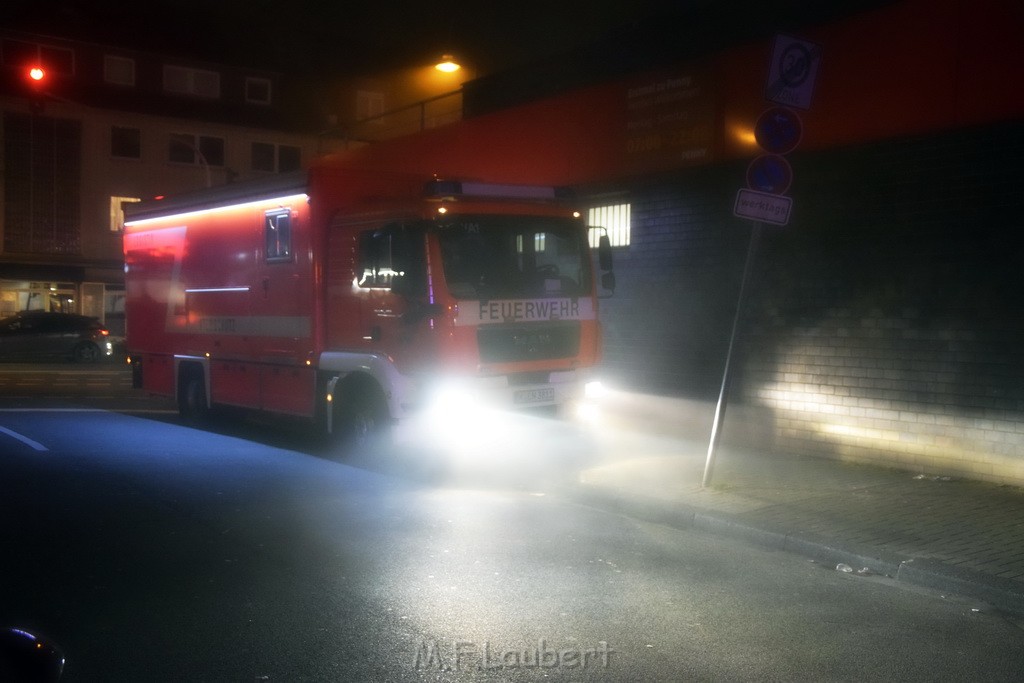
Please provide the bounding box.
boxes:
[0,0,693,76]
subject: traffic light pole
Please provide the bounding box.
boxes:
[701,221,762,489]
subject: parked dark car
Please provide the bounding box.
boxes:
[0,311,113,363]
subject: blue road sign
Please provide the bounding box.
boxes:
[746,154,792,194]
[754,107,802,155]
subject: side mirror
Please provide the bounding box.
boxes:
[596,233,615,295]
[602,271,616,293]
[598,234,613,271]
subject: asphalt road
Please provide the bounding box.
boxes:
[1,368,1023,681]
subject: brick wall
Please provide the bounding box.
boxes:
[595,172,748,396]
[591,121,1024,486]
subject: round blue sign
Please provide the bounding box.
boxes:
[746,154,792,195]
[754,106,802,155]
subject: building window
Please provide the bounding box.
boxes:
[265,211,292,262]
[163,65,220,98]
[169,134,224,166]
[245,77,272,104]
[588,203,631,248]
[278,145,301,172]
[198,136,225,167]
[104,55,135,86]
[40,45,74,75]
[3,112,81,255]
[111,126,141,158]
[1,39,75,76]
[0,39,33,66]
[251,142,301,172]
[110,197,140,232]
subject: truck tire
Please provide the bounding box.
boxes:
[334,382,388,456]
[178,369,210,423]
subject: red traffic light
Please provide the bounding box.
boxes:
[28,66,46,81]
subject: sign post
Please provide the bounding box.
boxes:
[702,34,820,489]
[702,221,762,488]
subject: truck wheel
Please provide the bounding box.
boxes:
[335,384,388,456]
[178,370,210,423]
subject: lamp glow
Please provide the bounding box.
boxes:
[435,55,460,73]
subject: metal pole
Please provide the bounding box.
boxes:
[702,221,762,488]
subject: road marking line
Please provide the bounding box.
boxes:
[0,408,107,412]
[0,408,176,414]
[0,425,48,451]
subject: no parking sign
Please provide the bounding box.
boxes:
[764,34,822,110]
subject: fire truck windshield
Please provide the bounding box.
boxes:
[436,216,592,300]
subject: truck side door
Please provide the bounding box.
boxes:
[355,223,436,368]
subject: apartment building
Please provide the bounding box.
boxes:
[0,29,323,335]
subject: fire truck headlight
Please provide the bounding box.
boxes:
[417,380,511,454]
[428,381,477,417]
[584,380,606,399]
[568,379,605,425]
[574,400,601,424]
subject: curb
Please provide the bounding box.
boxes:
[561,484,1024,618]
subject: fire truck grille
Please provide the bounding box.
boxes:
[477,322,580,363]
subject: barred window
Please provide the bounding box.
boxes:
[588,203,631,247]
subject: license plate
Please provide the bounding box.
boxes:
[514,387,555,404]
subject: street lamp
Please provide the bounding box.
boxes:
[434,54,460,73]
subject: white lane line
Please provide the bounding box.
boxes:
[0,408,106,412]
[0,425,48,451]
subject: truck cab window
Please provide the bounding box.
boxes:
[265,210,292,262]
[438,216,590,299]
[357,224,426,295]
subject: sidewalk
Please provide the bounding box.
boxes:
[567,389,1024,617]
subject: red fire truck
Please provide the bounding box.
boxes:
[122,161,614,446]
